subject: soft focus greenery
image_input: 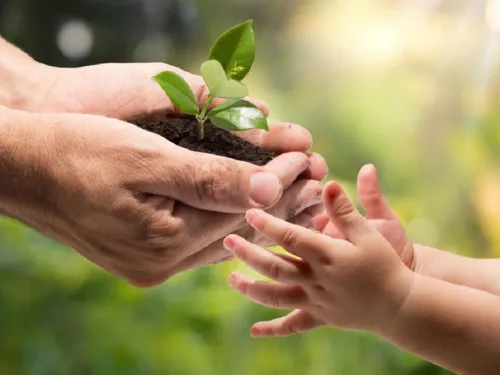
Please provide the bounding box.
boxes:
[1,0,498,373]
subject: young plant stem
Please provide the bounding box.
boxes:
[196,93,216,140]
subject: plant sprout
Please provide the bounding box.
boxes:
[152,20,269,139]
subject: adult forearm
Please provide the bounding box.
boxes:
[380,274,500,375]
[415,245,500,296]
[0,37,53,111]
[0,107,50,220]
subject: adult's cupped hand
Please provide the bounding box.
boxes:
[13,62,328,286]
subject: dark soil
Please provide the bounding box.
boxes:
[131,116,276,166]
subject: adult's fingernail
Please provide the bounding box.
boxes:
[250,172,282,207]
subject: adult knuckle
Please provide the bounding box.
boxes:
[145,213,186,242]
[144,235,186,266]
[193,159,238,203]
[109,194,143,222]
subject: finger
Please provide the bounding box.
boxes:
[168,166,321,252]
[235,122,313,154]
[140,146,314,215]
[264,152,310,190]
[357,164,394,220]
[229,273,308,309]
[321,222,345,239]
[255,180,323,232]
[323,181,374,243]
[134,146,282,213]
[313,212,329,232]
[251,310,322,338]
[224,235,306,284]
[289,204,324,231]
[298,153,329,181]
[165,183,324,274]
[245,209,332,262]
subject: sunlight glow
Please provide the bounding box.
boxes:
[486,0,500,33]
[362,24,404,63]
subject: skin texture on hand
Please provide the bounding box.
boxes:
[0,38,328,283]
[0,107,325,287]
[316,164,500,298]
[223,181,413,334]
[314,164,415,269]
[224,179,500,375]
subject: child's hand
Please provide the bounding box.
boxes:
[223,181,414,337]
[315,165,415,269]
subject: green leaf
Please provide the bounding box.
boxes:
[201,60,226,94]
[208,99,268,132]
[152,71,199,115]
[208,20,255,81]
[201,60,248,99]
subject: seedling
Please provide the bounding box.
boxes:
[152,20,268,139]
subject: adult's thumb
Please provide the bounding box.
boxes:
[144,149,283,213]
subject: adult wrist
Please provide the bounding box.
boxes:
[0,50,57,112]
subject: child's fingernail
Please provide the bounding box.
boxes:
[251,326,261,337]
[228,273,238,288]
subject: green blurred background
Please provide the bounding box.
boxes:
[2,0,499,373]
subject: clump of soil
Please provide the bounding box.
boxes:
[131,116,276,166]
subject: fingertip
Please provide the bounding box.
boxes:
[259,101,270,118]
[313,213,329,232]
[323,181,344,203]
[228,272,238,288]
[299,152,328,181]
[273,123,313,151]
[223,235,237,251]
[359,164,376,177]
[245,209,264,225]
[243,97,270,117]
[251,325,263,337]
[358,163,377,182]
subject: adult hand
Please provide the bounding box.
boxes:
[27,61,325,186]
[29,61,328,266]
[0,108,325,287]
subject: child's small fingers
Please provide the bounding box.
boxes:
[323,181,374,243]
[321,222,345,239]
[224,235,306,284]
[313,213,329,232]
[245,209,332,262]
[357,164,394,220]
[251,309,322,338]
[229,273,309,310]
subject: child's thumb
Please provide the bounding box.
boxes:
[357,164,394,220]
